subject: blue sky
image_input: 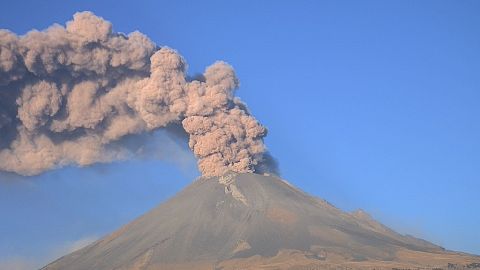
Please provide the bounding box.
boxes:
[1,0,479,267]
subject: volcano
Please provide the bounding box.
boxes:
[42,173,479,270]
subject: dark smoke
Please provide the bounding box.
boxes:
[0,11,277,177]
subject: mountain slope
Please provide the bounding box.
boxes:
[43,173,479,270]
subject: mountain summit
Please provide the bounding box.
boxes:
[43,173,479,270]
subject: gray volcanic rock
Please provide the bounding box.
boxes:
[42,173,479,270]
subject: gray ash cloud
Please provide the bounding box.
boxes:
[0,11,274,177]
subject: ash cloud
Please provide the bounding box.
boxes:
[0,11,274,177]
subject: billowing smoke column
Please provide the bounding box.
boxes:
[0,12,271,177]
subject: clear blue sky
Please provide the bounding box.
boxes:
[1,0,479,267]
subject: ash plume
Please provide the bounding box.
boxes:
[0,11,272,177]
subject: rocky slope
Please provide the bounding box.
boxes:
[42,173,479,270]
